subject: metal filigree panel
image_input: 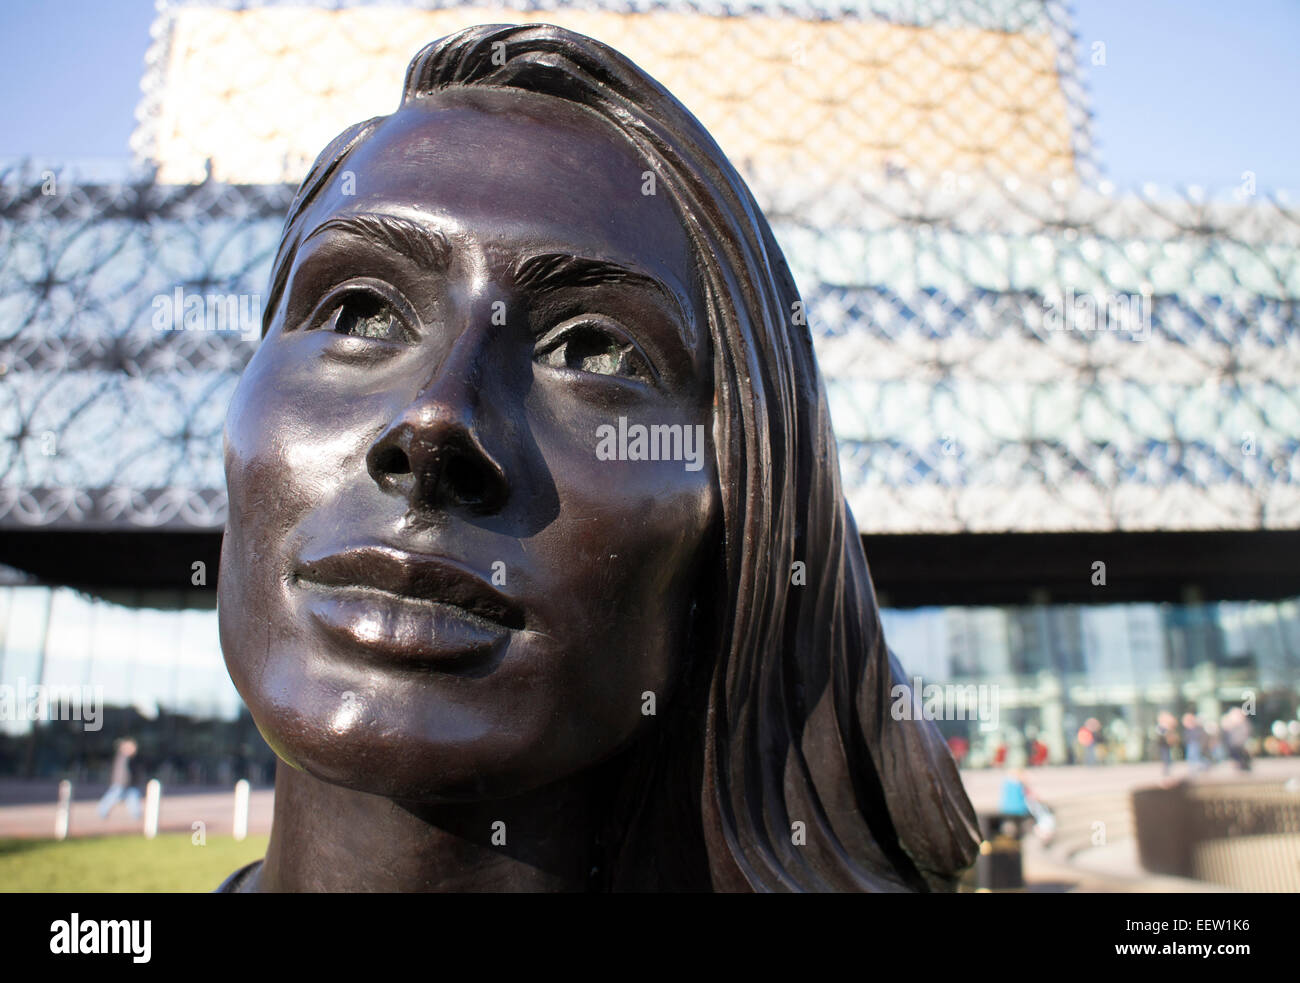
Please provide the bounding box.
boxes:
[133,0,1094,186]
[4,166,1296,532]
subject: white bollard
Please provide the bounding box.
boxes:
[54,780,72,840]
[143,779,161,839]
[233,779,250,842]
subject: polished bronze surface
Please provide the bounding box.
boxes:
[217,23,978,892]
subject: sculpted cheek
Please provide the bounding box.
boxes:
[226,354,389,526]
[279,421,370,500]
[223,349,283,462]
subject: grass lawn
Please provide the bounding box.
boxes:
[0,834,268,892]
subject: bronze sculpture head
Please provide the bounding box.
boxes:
[217,23,977,892]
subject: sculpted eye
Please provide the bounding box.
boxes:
[305,281,418,345]
[322,293,411,343]
[535,316,654,383]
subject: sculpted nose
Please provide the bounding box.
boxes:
[365,375,509,515]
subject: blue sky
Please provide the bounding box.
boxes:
[0,0,1296,193]
[1072,0,1299,193]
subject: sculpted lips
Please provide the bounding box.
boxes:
[295,545,524,628]
[293,545,525,668]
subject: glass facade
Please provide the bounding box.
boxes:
[882,598,1300,767]
[0,585,274,785]
[2,580,1295,782]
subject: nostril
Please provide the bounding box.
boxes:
[368,422,506,513]
[444,453,489,506]
[373,445,412,477]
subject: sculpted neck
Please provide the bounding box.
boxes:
[254,760,602,892]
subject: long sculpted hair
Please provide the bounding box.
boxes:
[262,23,978,892]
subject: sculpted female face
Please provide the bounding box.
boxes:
[219,87,719,801]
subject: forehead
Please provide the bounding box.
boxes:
[298,88,694,279]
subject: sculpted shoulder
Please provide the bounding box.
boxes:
[215,859,263,893]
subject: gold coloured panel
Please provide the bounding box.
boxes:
[142,7,1077,185]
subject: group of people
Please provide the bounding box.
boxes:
[945,707,1300,770]
[1153,708,1256,775]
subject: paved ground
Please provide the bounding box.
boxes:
[3,759,1297,891]
[959,757,1300,812]
[0,780,275,840]
[961,758,1300,892]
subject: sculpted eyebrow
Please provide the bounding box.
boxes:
[514,252,659,294]
[514,252,695,350]
[303,214,451,271]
